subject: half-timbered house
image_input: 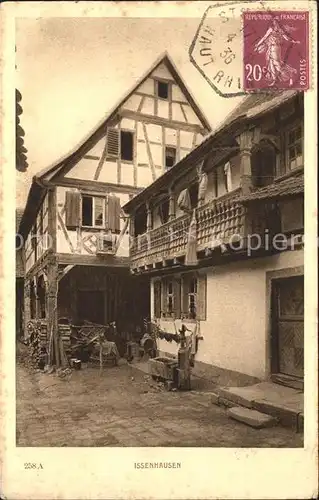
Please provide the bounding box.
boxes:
[18,53,211,363]
[123,90,304,389]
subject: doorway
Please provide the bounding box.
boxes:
[271,275,304,388]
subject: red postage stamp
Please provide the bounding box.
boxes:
[243,11,309,91]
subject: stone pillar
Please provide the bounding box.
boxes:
[23,280,31,341]
[168,188,176,221]
[46,256,59,367]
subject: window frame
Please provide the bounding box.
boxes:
[155,79,171,101]
[120,129,135,163]
[81,194,106,229]
[106,127,135,163]
[165,145,177,170]
[185,275,198,320]
[284,122,304,173]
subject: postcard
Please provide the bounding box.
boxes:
[1,1,318,499]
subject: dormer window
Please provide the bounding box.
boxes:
[165,146,176,169]
[156,80,169,100]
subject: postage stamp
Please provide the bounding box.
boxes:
[243,11,309,90]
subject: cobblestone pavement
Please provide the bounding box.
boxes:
[16,357,303,448]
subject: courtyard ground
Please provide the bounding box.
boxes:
[16,344,303,448]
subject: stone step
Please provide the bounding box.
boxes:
[227,406,278,429]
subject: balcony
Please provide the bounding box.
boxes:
[130,195,248,270]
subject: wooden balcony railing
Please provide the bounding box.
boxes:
[130,195,247,268]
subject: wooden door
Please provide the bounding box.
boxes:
[77,290,105,325]
[272,276,304,379]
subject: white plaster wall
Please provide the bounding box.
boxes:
[139,78,154,95]
[152,250,303,379]
[56,186,131,257]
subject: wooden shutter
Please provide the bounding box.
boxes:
[106,128,120,157]
[107,195,121,232]
[154,280,161,319]
[65,191,81,229]
[197,273,207,320]
[181,274,190,318]
[173,278,181,319]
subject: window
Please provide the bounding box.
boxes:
[286,124,303,171]
[154,274,206,320]
[162,278,181,319]
[165,147,176,169]
[82,195,105,228]
[182,273,206,320]
[156,80,169,100]
[120,130,134,162]
[106,128,134,162]
[187,278,197,319]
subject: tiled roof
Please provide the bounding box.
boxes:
[238,173,304,203]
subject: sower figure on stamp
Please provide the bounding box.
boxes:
[254,19,300,87]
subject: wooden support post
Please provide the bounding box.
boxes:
[237,129,255,196]
[168,187,176,221]
[46,255,59,368]
[146,202,152,232]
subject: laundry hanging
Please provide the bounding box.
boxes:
[185,209,198,266]
[177,188,191,213]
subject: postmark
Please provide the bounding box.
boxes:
[189,1,311,97]
[243,11,309,90]
[189,1,268,98]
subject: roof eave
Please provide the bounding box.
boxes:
[18,177,47,238]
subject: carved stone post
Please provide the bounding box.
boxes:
[168,187,176,221]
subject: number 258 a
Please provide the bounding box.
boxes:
[24,463,43,469]
[245,64,263,81]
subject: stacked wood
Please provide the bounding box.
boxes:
[58,324,71,349]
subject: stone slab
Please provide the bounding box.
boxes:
[210,392,219,405]
[228,406,278,429]
[253,399,299,430]
[218,388,253,408]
